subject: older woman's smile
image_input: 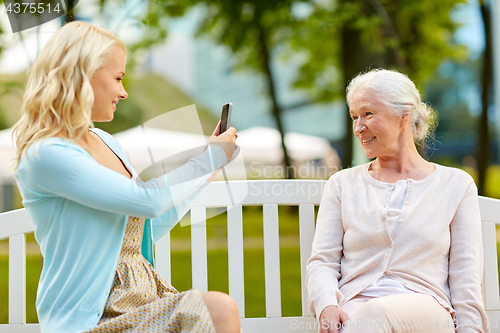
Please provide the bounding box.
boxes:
[362,136,376,144]
[349,90,406,159]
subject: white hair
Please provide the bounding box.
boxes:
[346,68,436,143]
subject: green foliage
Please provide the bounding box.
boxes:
[290,0,468,101]
[0,0,469,133]
[393,0,468,84]
[0,70,218,137]
[135,0,470,132]
[287,2,345,100]
[150,0,303,74]
[93,72,218,135]
[137,0,468,99]
[0,80,24,96]
[125,5,169,70]
[0,104,10,130]
[0,74,26,127]
[94,0,189,71]
[0,0,6,56]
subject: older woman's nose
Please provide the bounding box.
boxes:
[354,120,366,135]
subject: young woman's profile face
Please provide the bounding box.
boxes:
[90,47,128,122]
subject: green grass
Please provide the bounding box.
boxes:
[3,205,498,324]
[170,246,302,318]
[0,247,303,323]
[0,255,42,323]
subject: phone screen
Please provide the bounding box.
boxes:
[220,104,230,134]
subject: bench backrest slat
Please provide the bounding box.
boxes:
[227,205,245,318]
[299,204,315,317]
[479,196,500,224]
[482,221,500,311]
[191,207,208,292]
[0,209,31,241]
[9,233,26,324]
[478,195,500,313]
[155,232,171,282]
[263,204,282,318]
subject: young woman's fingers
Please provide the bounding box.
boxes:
[212,120,221,136]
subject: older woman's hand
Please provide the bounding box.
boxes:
[208,121,237,162]
[319,305,350,333]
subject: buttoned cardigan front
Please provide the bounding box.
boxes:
[306,163,488,333]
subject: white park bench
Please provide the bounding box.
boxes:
[0,180,499,332]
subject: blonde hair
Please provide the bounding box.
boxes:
[12,21,126,169]
[346,68,437,145]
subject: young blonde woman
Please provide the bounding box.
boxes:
[13,21,241,333]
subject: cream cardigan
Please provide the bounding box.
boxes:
[306,163,488,333]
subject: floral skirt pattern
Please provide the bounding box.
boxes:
[85,216,215,333]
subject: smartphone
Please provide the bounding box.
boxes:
[219,102,235,205]
[220,102,233,134]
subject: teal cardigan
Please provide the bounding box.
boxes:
[14,128,226,333]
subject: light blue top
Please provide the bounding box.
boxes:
[14,128,227,333]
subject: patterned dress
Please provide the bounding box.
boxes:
[85,216,216,333]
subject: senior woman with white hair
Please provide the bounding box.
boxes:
[306,69,488,333]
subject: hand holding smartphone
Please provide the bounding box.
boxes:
[209,102,236,159]
[218,102,235,205]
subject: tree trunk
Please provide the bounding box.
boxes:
[340,25,355,169]
[341,12,367,168]
[477,2,493,195]
[258,25,295,179]
[368,0,406,70]
[65,0,76,23]
[340,0,406,168]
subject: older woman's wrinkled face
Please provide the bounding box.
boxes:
[349,90,407,159]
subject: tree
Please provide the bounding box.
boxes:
[477,0,493,195]
[152,0,303,178]
[290,0,467,168]
[75,0,468,172]
[90,0,468,172]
